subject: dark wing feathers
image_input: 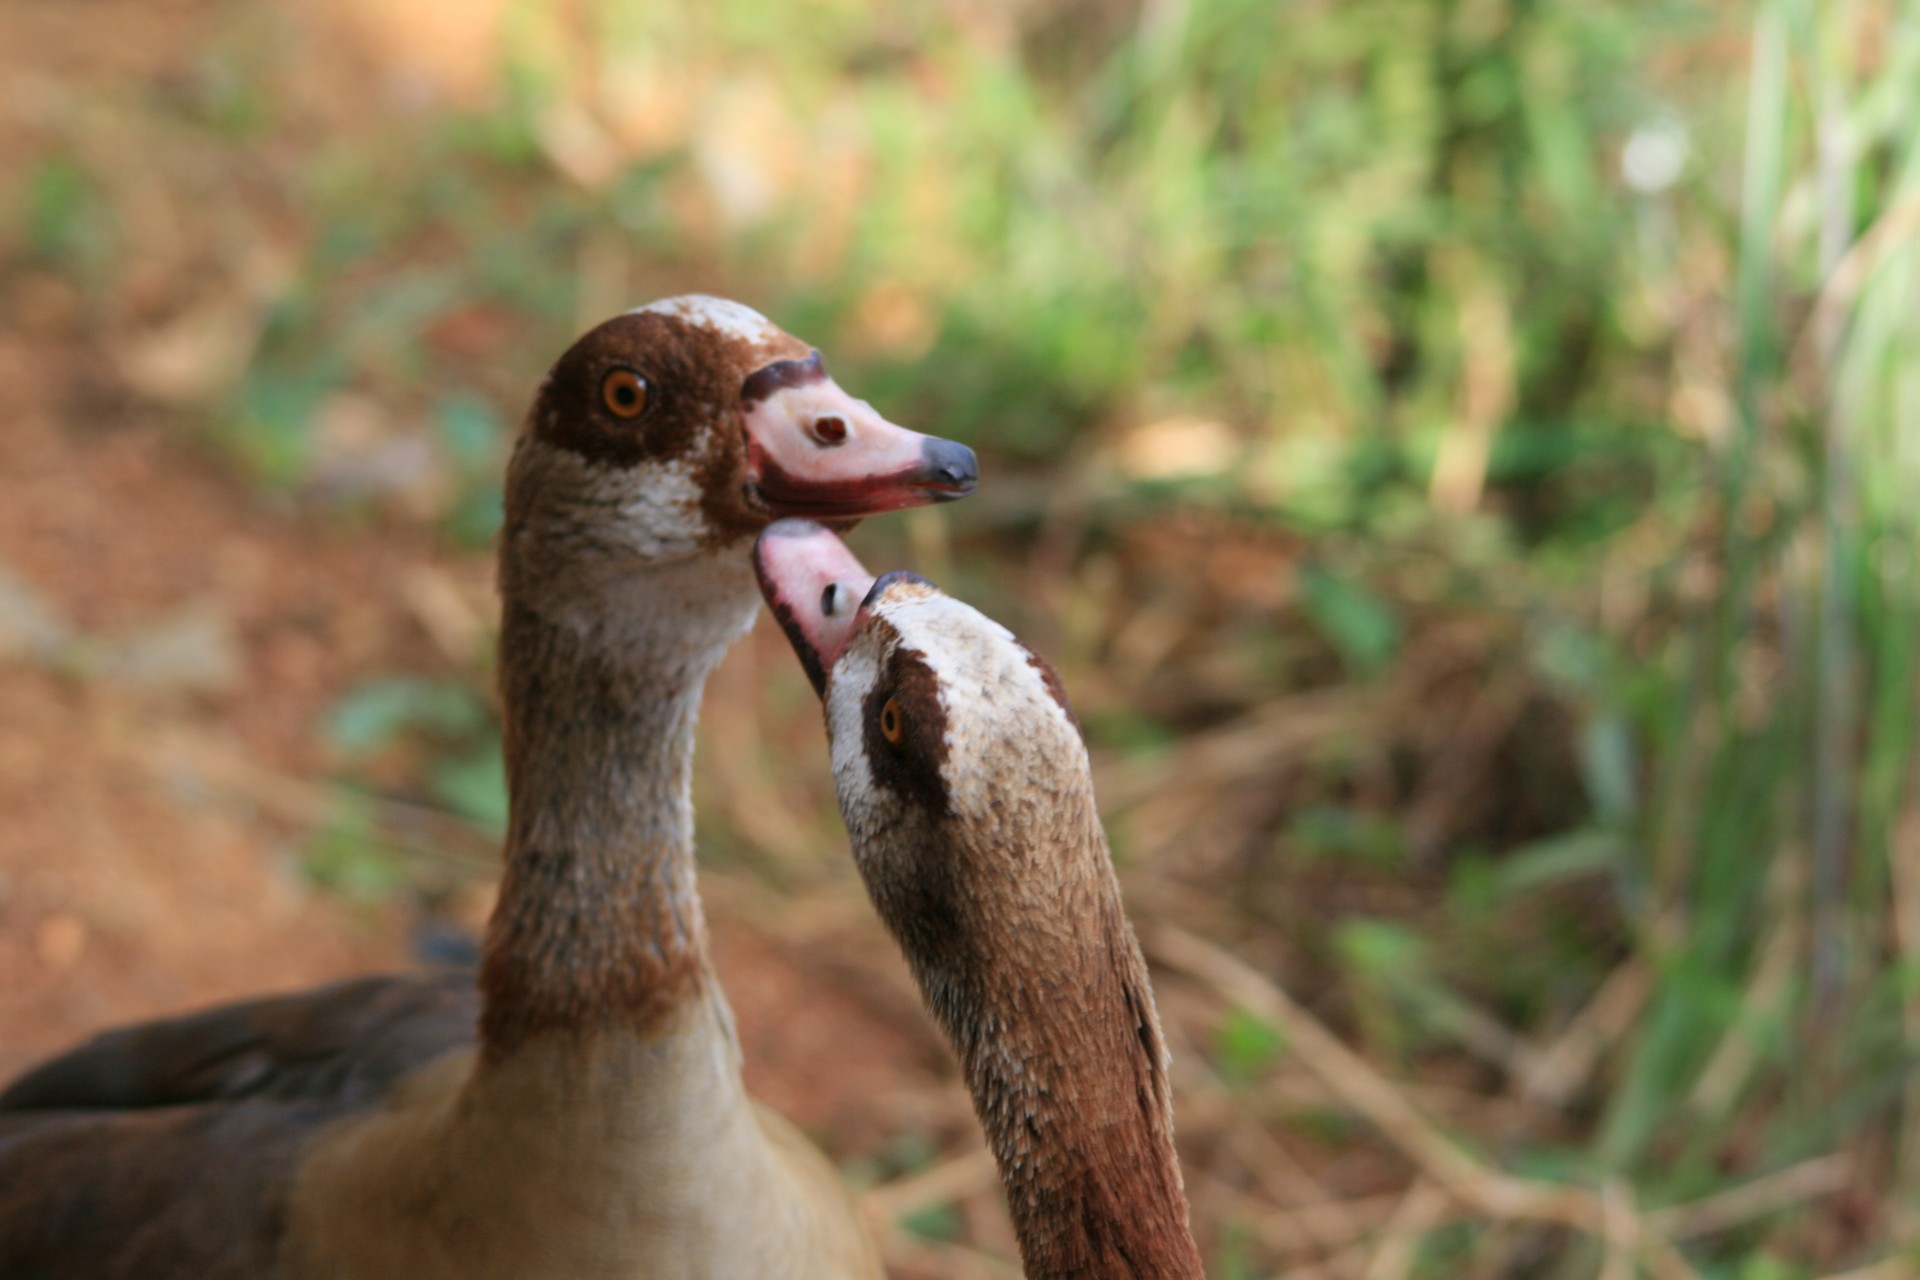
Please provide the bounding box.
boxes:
[1,969,479,1112]
[0,1100,325,1279]
[0,970,480,1280]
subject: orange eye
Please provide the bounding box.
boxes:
[601,368,649,419]
[880,697,903,744]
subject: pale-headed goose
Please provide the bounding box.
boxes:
[754,520,1204,1280]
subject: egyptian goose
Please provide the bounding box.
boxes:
[0,296,977,1278]
[754,520,1205,1279]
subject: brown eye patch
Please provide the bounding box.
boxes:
[526,309,809,473]
[529,311,717,469]
[863,647,950,815]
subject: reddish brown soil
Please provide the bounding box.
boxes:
[0,5,1191,1274]
[0,0,955,1146]
[0,341,407,1072]
[0,350,948,1150]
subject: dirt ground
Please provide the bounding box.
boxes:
[0,341,959,1148]
[0,5,1704,1274]
[0,0,970,1152]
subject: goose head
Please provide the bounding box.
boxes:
[485,301,977,1055]
[754,519,1204,1280]
[500,295,977,649]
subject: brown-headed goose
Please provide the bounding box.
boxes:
[0,296,976,1279]
[754,520,1205,1280]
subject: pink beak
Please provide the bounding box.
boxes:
[752,520,883,694]
[741,353,977,518]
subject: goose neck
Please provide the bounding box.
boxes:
[479,553,757,1054]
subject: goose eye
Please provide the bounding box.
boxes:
[601,368,650,419]
[880,696,904,745]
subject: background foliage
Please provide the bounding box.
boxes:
[6,0,1920,1275]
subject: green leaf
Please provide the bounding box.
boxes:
[1334,918,1424,980]
[1298,564,1400,676]
[1734,1254,1805,1280]
[1214,1005,1287,1085]
[223,369,332,488]
[327,678,489,757]
[24,157,104,265]
[444,483,505,549]
[432,743,510,833]
[1578,713,1639,826]
[1284,804,1405,868]
[435,394,506,473]
[897,1202,962,1243]
[300,796,406,903]
[1081,705,1178,758]
[1482,828,1627,902]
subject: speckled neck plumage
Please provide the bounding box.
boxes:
[916,803,1205,1280]
[480,548,756,1055]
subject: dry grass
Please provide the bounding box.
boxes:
[5,1,1920,1276]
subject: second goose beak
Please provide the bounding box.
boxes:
[753,519,881,694]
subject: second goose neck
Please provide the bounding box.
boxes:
[940,815,1206,1280]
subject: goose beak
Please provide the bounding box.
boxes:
[753,519,880,695]
[742,354,978,519]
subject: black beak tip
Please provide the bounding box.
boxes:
[920,439,979,500]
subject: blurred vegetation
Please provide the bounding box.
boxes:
[7,0,1920,1274]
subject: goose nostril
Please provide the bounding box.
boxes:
[810,416,848,446]
[821,582,844,617]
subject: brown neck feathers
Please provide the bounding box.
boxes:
[479,599,715,1055]
[917,816,1204,1279]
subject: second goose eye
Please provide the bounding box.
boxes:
[601,368,650,419]
[880,696,904,745]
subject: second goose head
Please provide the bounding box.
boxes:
[755,520,1205,1280]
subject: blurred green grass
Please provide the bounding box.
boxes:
[7,0,1920,1273]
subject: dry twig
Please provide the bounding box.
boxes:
[1149,925,1851,1280]
[1649,1155,1853,1241]
[1814,1261,1917,1280]
[1362,1179,1449,1280]
[1512,957,1653,1110]
[865,1149,999,1224]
